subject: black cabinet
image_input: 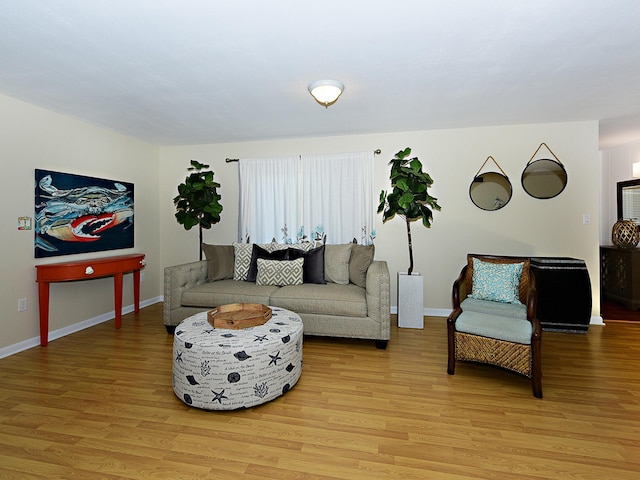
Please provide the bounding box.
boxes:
[600,246,640,310]
[530,257,592,333]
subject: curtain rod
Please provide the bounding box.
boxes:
[225,149,381,163]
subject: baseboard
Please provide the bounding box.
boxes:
[390,306,450,318]
[0,296,163,359]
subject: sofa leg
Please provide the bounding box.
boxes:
[165,325,176,335]
[375,340,388,350]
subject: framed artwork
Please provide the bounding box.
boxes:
[35,169,134,258]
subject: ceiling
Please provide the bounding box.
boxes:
[1,0,640,148]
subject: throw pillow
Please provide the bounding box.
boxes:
[288,245,326,284]
[256,258,304,286]
[265,242,289,253]
[246,244,289,282]
[324,243,353,284]
[465,254,531,303]
[349,244,375,287]
[469,258,523,304]
[233,242,277,280]
[233,242,253,281]
[201,244,234,281]
[287,242,319,252]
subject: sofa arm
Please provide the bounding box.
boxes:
[366,260,391,339]
[163,260,209,325]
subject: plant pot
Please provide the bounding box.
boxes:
[397,272,424,329]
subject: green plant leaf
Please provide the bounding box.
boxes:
[377,147,440,272]
[174,161,223,236]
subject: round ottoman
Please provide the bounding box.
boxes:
[172,306,303,410]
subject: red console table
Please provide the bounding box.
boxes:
[35,253,146,346]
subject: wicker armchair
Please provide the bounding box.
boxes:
[447,254,542,398]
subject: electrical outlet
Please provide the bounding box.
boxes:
[141,272,145,282]
[18,298,27,312]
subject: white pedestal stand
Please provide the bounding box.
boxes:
[397,272,424,329]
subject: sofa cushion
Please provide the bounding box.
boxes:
[469,258,523,304]
[349,244,374,288]
[325,243,353,284]
[460,297,527,320]
[246,244,289,282]
[256,258,304,286]
[181,279,279,307]
[455,310,532,344]
[287,245,326,284]
[201,244,234,281]
[270,283,367,317]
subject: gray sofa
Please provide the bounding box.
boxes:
[163,242,391,348]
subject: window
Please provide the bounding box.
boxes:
[238,151,375,244]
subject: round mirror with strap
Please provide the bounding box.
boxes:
[469,155,512,211]
[521,142,568,199]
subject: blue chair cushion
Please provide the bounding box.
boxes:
[460,297,527,320]
[456,310,532,344]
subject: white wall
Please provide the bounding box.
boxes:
[600,140,640,243]
[0,93,160,353]
[0,91,601,355]
[159,121,601,317]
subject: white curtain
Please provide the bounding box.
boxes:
[238,151,375,244]
[238,156,299,243]
[300,152,375,244]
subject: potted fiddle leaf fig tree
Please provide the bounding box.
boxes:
[174,160,223,260]
[378,147,441,328]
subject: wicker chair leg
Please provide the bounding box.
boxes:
[446,313,458,375]
[532,376,542,399]
[531,331,543,398]
[447,352,456,375]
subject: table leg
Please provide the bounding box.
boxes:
[37,282,50,347]
[133,269,141,314]
[114,272,123,329]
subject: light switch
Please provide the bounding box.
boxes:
[583,213,591,225]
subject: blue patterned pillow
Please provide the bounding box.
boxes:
[469,258,523,304]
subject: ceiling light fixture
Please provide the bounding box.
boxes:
[308,79,344,108]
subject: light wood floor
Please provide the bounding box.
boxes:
[1,304,639,480]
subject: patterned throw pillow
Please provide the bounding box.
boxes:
[246,244,289,282]
[233,243,254,281]
[233,242,280,281]
[256,258,304,286]
[469,258,523,304]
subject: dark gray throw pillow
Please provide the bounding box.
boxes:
[246,244,289,282]
[288,245,326,284]
[201,244,235,281]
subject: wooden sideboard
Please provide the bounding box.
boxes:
[35,253,146,346]
[600,245,640,310]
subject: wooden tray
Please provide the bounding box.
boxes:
[207,303,272,330]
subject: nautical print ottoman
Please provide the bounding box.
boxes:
[172,307,303,410]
